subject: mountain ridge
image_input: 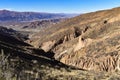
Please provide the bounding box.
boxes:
[0,10,78,22]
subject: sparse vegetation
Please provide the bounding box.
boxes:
[28,7,120,73]
[0,7,120,80]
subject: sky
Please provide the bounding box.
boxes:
[0,0,120,13]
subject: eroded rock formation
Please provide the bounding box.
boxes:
[28,7,120,72]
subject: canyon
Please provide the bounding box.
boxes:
[0,7,120,79]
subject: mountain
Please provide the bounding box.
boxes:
[29,7,120,72]
[1,7,120,80]
[0,25,109,80]
[0,22,119,80]
[0,10,77,22]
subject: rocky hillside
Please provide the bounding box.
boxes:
[1,8,120,80]
[0,26,79,80]
[0,10,76,22]
[22,18,66,29]
[29,7,120,72]
[1,23,114,80]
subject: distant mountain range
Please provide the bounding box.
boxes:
[0,10,78,22]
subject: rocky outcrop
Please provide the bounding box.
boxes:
[60,33,120,71]
[32,27,82,52]
[73,26,91,52]
[41,40,56,52]
[74,36,92,52]
[61,53,120,71]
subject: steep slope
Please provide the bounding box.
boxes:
[2,24,115,80]
[29,7,120,71]
[0,26,84,80]
[1,10,120,80]
[1,27,120,80]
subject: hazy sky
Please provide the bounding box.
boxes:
[0,0,120,13]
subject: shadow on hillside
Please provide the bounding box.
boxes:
[0,43,84,71]
[30,48,55,58]
[0,33,30,46]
